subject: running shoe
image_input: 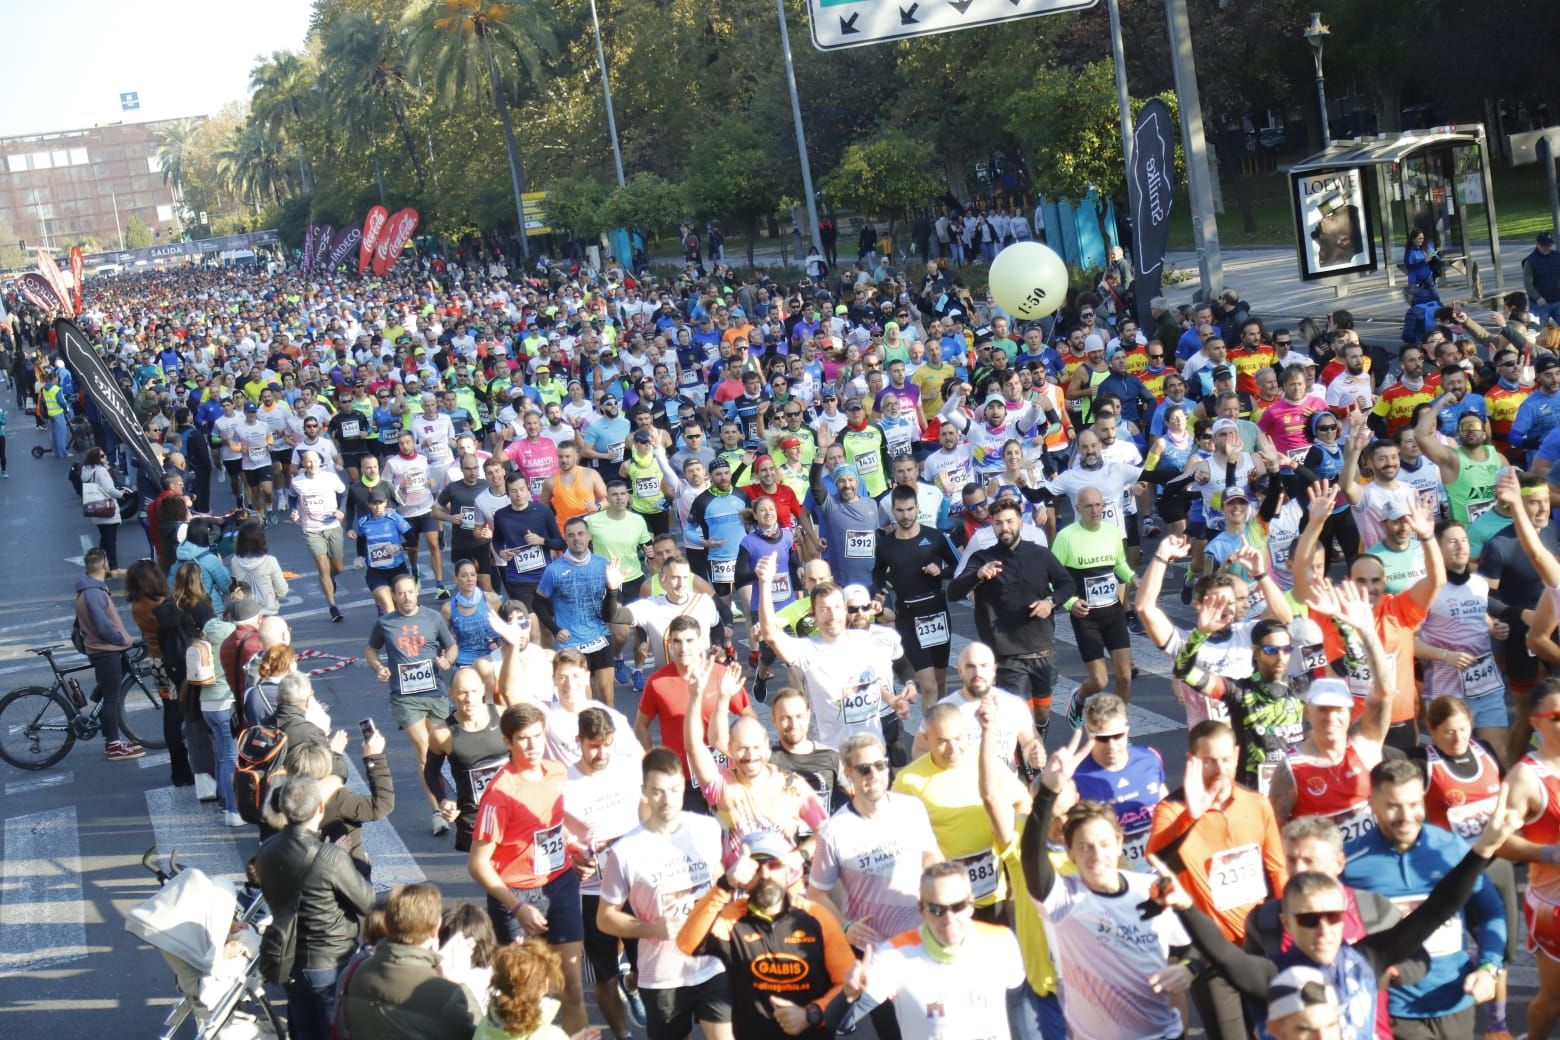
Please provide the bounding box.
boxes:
[1127,610,1145,636]
[618,961,647,1028]
[614,658,632,687]
[1180,578,1193,605]
[1,471,8,478]
[632,668,645,693]
[1144,518,1163,538]
[432,811,451,836]
[1066,689,1085,730]
[329,605,344,623]
[106,740,146,761]
[223,811,247,828]
[435,584,451,601]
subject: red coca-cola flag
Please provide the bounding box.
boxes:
[358,206,388,275]
[371,208,419,276]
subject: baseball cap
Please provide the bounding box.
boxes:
[1539,232,1555,246]
[779,436,801,450]
[1213,365,1234,380]
[1379,498,1413,521]
[821,386,838,399]
[243,401,258,413]
[1221,487,1249,505]
[835,304,848,315]
[632,429,653,444]
[367,486,392,505]
[1305,678,1354,709]
[1267,966,1339,1024]
[1538,356,1560,373]
[845,399,865,411]
[708,456,731,472]
[1280,350,1314,369]
[742,831,794,861]
[1211,418,1239,435]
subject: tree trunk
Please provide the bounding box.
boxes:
[942,154,969,204]
[390,98,429,193]
[746,214,758,269]
[1375,81,1403,134]
[1215,125,1258,235]
[482,30,531,260]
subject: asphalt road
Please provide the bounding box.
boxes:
[0,418,1535,1039]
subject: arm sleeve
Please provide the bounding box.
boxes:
[1356,849,1493,975]
[1175,906,1278,1000]
[675,882,735,957]
[423,749,449,802]
[1468,871,1508,966]
[333,753,395,823]
[1020,783,1060,900]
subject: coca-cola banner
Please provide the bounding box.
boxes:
[359,206,388,274]
[69,246,84,315]
[327,226,361,269]
[310,224,335,271]
[302,222,318,271]
[371,207,419,276]
[16,273,63,313]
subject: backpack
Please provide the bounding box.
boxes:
[67,462,83,498]
[233,724,289,826]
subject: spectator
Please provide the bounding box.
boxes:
[74,547,140,760]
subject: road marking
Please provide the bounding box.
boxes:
[137,752,171,769]
[0,807,89,977]
[342,757,426,891]
[144,785,247,882]
[63,534,92,568]
[4,773,74,796]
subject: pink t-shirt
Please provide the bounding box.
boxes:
[1257,398,1324,457]
[505,436,559,494]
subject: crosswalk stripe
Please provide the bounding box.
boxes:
[0,807,88,977]
[144,785,248,882]
[3,772,73,796]
[342,757,426,891]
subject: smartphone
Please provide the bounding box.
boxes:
[358,717,377,742]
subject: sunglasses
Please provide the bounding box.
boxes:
[1499,360,1519,368]
[1092,731,1127,743]
[924,899,973,918]
[1532,711,1560,721]
[851,760,890,777]
[1257,644,1293,656]
[1080,312,1095,319]
[1316,424,1340,433]
[1148,352,1164,360]
[847,605,873,615]
[1292,909,1346,928]
[784,411,802,418]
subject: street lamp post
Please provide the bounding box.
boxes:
[775,0,822,256]
[587,0,626,188]
[1304,12,1331,147]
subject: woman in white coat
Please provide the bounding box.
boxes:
[226,519,288,612]
[81,446,129,574]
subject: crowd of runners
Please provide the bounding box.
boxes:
[11,226,1560,1040]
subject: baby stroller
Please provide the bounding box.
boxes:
[126,847,282,1040]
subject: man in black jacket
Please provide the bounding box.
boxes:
[254,775,375,1040]
[947,497,1076,736]
[339,882,480,1040]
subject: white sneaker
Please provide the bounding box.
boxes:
[194,773,218,802]
[223,812,247,828]
[432,811,451,836]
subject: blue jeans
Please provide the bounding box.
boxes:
[49,413,69,457]
[284,963,343,1040]
[203,707,238,813]
[1534,300,1560,327]
[1008,981,1068,1040]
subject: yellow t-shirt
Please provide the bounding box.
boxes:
[891,753,1024,907]
[911,361,952,422]
[1000,826,1074,997]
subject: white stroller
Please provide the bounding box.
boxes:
[125,848,284,1040]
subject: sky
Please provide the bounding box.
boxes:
[0,0,317,139]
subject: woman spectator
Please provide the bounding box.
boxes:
[227,520,288,612]
[1404,228,1440,289]
[439,904,499,1015]
[475,940,575,1040]
[155,496,190,572]
[125,561,194,789]
[168,518,232,608]
[194,598,243,826]
[262,739,394,880]
[81,446,129,575]
[242,643,296,728]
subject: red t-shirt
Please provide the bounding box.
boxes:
[739,483,805,531]
[473,759,571,889]
[637,663,752,778]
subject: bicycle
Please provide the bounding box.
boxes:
[0,642,167,769]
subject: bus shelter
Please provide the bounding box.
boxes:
[1287,124,1503,294]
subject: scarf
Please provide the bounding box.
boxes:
[919,923,958,965]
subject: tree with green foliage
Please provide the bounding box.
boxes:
[544,174,610,240]
[322,11,429,193]
[685,118,789,268]
[600,173,683,244]
[124,216,153,249]
[821,130,943,238]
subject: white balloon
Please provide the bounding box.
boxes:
[988,241,1069,320]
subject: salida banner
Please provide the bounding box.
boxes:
[56,318,164,481]
[1128,98,1175,332]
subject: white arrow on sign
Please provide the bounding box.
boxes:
[808,0,1097,50]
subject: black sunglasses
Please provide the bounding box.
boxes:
[851,760,889,777]
[924,899,972,917]
[1292,909,1345,928]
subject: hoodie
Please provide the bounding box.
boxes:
[169,540,233,607]
[74,573,131,653]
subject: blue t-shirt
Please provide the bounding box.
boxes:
[1437,393,1487,437]
[356,511,411,570]
[1073,744,1166,865]
[538,553,612,652]
[584,415,631,474]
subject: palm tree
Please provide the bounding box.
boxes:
[250,51,319,193]
[322,12,428,193]
[153,119,200,200]
[403,0,557,258]
[215,124,289,211]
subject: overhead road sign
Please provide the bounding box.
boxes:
[808,0,1097,51]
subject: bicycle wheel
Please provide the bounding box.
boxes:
[0,686,77,770]
[116,670,167,750]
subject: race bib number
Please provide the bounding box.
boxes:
[1209,844,1266,911]
[1345,652,1397,699]
[397,659,436,695]
[635,475,661,500]
[854,451,880,475]
[711,558,736,584]
[368,541,398,567]
[340,418,362,438]
[1445,797,1497,841]
[840,684,879,725]
[1391,896,1465,958]
[1084,573,1119,608]
[404,470,428,495]
[576,635,610,654]
[607,441,625,464]
[1121,829,1151,870]
[460,507,478,530]
[1459,654,1501,699]
[1328,804,1376,845]
[955,849,1000,900]
[511,545,545,573]
[1101,499,1122,533]
[1287,445,1312,465]
[769,570,792,601]
[468,757,507,804]
[1300,643,1328,672]
[533,823,567,875]
[1271,540,1295,571]
[1466,498,1495,522]
[247,444,268,464]
[845,530,874,558]
[529,476,546,497]
[658,884,704,923]
[914,612,950,647]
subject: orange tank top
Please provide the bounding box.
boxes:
[550,468,597,527]
[1424,743,1501,840]
[1521,754,1560,893]
[1288,745,1375,844]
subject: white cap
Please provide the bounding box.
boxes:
[1267,965,1339,1023]
[1305,677,1354,709]
[1280,350,1315,369]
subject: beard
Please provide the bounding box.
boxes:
[750,878,787,914]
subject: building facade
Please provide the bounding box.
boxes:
[0,118,195,254]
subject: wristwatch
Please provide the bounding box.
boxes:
[805,1002,825,1028]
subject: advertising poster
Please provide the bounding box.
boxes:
[1292,167,1377,280]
